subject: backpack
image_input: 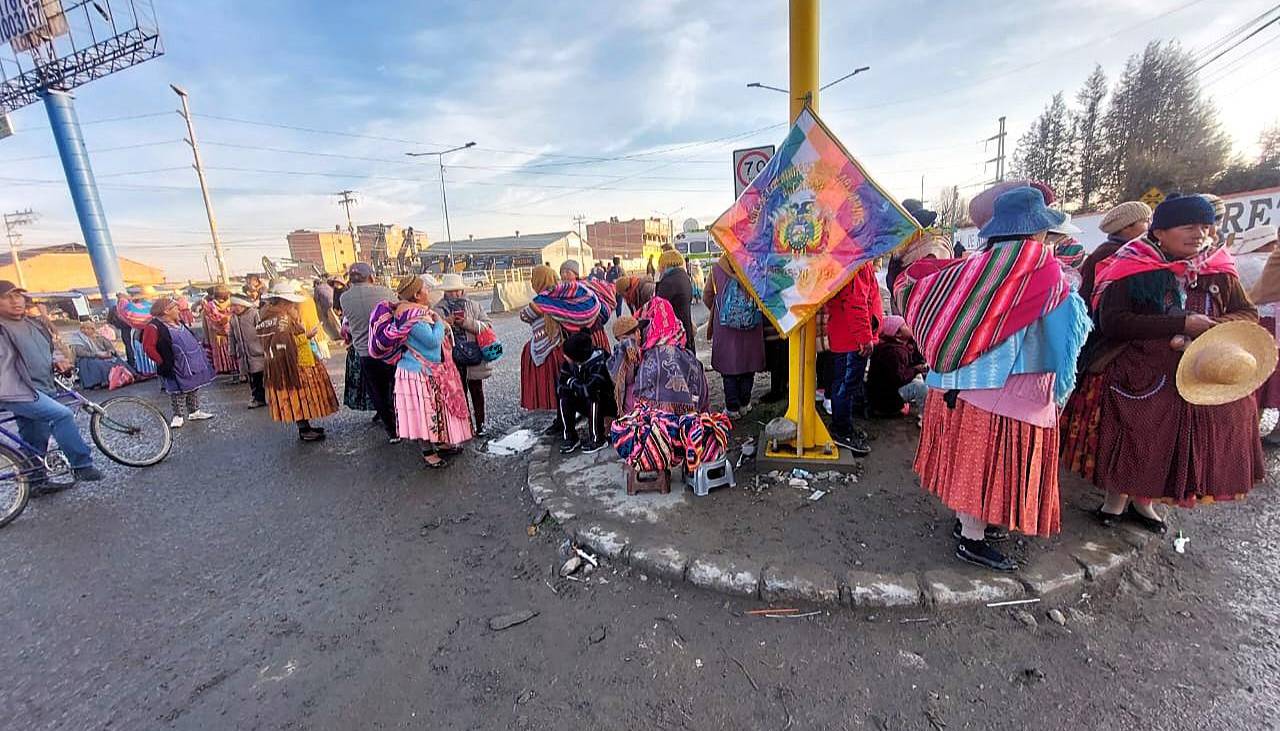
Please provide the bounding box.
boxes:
[717,279,763,330]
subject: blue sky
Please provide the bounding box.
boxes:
[1,0,1277,279]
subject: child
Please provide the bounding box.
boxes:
[142,297,216,428]
[557,330,617,454]
[866,315,927,421]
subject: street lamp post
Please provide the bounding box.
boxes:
[407,142,475,267]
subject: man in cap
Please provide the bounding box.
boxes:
[1079,201,1152,309]
[0,281,103,486]
[340,262,399,440]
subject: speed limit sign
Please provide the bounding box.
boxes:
[733,145,775,198]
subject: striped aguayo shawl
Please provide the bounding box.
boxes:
[895,238,1070,374]
[532,281,607,330]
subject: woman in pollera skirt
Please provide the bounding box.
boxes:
[256,281,339,442]
[1088,194,1266,532]
[386,274,472,468]
[898,185,1091,572]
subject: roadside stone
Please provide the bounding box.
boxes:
[628,544,690,582]
[896,649,928,670]
[761,564,840,604]
[844,570,923,608]
[489,609,538,631]
[1114,523,1158,549]
[1018,552,1086,596]
[575,524,629,560]
[687,556,761,598]
[1013,609,1038,629]
[1047,608,1067,626]
[1069,538,1136,581]
[922,570,1024,607]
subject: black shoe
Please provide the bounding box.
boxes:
[1093,507,1122,528]
[581,439,608,454]
[73,466,104,482]
[952,520,1010,543]
[543,419,564,436]
[1124,504,1169,535]
[559,438,580,455]
[832,431,871,457]
[474,425,487,439]
[956,538,1018,572]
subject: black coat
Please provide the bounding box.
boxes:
[655,268,697,355]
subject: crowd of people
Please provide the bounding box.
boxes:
[2,179,1276,576]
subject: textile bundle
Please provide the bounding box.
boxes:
[609,406,732,473]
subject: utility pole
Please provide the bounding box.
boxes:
[405,142,475,268]
[3,209,37,289]
[336,190,358,261]
[573,213,587,265]
[986,116,1007,184]
[171,85,229,283]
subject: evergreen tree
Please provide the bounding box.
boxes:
[1070,66,1108,212]
[1100,41,1229,201]
[1011,92,1077,202]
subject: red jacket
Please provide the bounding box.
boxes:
[824,263,883,353]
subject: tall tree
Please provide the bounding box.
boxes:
[1101,41,1230,201]
[1070,66,1108,212]
[1011,92,1077,202]
[1212,123,1280,195]
[934,185,968,230]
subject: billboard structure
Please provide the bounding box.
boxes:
[0,1,163,299]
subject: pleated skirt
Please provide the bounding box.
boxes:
[915,389,1061,537]
[394,368,473,445]
[266,362,340,423]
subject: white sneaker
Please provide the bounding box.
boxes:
[187,410,214,421]
[823,398,833,415]
[170,416,185,429]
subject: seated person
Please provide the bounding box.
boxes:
[67,321,129,389]
[632,297,709,415]
[558,330,617,455]
[866,315,927,419]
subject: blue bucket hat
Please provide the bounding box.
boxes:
[977,186,1066,239]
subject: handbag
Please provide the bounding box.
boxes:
[476,324,503,363]
[452,333,484,367]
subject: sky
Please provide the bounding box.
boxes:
[0,0,1277,280]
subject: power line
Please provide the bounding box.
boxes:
[1193,12,1280,73]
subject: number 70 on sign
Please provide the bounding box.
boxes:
[733,145,775,199]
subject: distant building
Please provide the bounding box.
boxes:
[585,217,670,260]
[421,231,591,273]
[0,243,164,293]
[286,228,358,274]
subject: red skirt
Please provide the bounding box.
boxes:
[519,328,609,411]
[1059,372,1103,481]
[1094,341,1263,505]
[915,389,1061,537]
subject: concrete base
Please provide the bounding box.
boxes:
[756,445,862,474]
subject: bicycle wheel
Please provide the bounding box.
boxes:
[90,396,173,467]
[0,444,31,529]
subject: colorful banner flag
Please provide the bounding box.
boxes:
[709,107,922,336]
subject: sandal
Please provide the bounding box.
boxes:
[423,455,449,469]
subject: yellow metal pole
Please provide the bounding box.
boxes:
[773,0,835,460]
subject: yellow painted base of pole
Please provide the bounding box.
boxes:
[764,319,841,461]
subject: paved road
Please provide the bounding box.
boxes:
[1,312,1277,730]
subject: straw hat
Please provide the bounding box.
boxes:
[135,284,159,299]
[612,315,645,340]
[1176,321,1278,406]
[435,273,467,291]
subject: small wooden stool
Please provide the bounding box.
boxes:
[626,466,671,495]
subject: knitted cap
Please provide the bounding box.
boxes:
[1151,194,1215,231]
[1099,201,1152,234]
[658,249,685,271]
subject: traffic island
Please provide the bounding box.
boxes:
[524,415,1163,609]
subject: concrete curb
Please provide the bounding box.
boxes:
[525,441,1159,609]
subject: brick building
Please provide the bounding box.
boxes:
[584,217,670,260]
[286,228,358,274]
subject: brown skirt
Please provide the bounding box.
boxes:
[266,362,340,423]
[1059,372,1104,481]
[915,389,1061,537]
[1093,341,1263,505]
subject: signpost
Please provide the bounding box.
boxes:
[733,145,775,199]
[1140,186,1165,209]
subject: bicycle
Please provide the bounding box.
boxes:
[0,374,172,528]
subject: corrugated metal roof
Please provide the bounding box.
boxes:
[429,231,576,254]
